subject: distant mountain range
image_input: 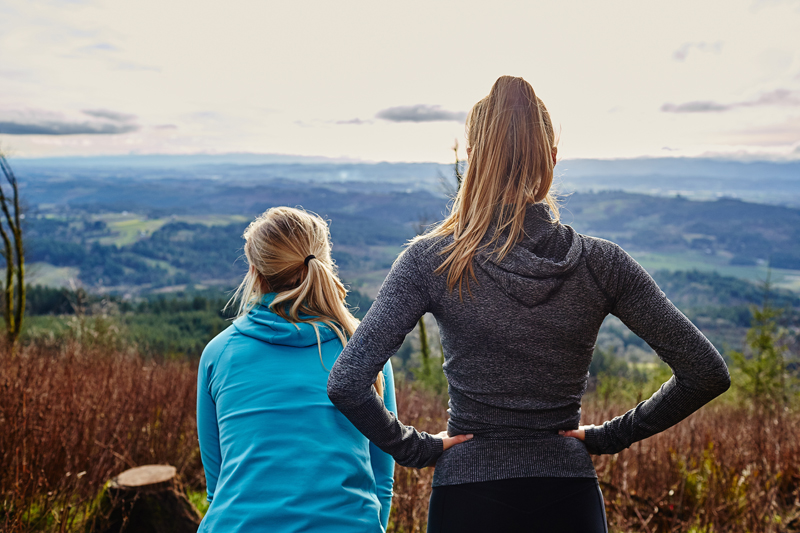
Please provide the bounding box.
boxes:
[13,152,364,167]
[14,154,800,207]
[557,158,800,207]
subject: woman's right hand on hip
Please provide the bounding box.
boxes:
[434,431,474,451]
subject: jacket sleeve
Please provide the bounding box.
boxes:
[370,360,397,530]
[583,244,731,455]
[328,247,444,468]
[196,355,222,502]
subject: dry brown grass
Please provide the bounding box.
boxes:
[0,340,201,532]
[3,342,799,533]
[587,401,800,533]
[387,379,447,532]
[388,388,800,533]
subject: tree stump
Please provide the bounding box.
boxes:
[88,465,202,533]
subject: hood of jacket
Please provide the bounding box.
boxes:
[233,293,340,347]
[475,203,583,307]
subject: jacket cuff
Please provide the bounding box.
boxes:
[582,425,604,455]
[421,437,445,468]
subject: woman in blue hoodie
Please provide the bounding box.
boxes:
[196,206,396,532]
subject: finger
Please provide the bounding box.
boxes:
[558,429,585,441]
[442,433,473,451]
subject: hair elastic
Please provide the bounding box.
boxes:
[304,255,316,266]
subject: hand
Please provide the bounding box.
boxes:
[434,430,474,451]
[558,427,588,441]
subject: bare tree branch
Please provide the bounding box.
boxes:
[0,152,25,347]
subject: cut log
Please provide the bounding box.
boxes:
[87,464,202,533]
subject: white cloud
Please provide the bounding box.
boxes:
[376,105,467,123]
[0,119,138,135]
[661,101,731,113]
[336,118,370,125]
[661,89,800,113]
[82,109,137,122]
[0,108,139,135]
[673,41,723,61]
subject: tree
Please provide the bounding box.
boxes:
[438,140,465,198]
[0,152,25,346]
[412,314,448,396]
[730,276,792,414]
[412,143,464,396]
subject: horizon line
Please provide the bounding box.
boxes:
[9,151,800,166]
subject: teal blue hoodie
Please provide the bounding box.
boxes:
[197,294,395,532]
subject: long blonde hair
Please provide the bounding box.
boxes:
[227,206,383,396]
[415,75,559,297]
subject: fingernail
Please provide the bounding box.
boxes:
[466,434,474,439]
[558,430,565,435]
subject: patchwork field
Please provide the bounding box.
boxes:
[630,250,800,292]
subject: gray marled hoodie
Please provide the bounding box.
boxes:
[328,203,730,487]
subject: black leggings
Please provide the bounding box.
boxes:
[427,477,608,533]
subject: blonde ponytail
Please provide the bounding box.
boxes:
[226,207,384,397]
[411,76,559,299]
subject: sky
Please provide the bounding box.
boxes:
[1,0,799,163]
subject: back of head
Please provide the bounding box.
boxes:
[228,206,358,344]
[422,75,558,297]
[230,206,385,395]
[467,76,556,202]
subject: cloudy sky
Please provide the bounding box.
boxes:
[1,0,799,162]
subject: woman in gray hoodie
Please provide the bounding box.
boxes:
[328,76,730,533]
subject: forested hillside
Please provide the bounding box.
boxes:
[564,191,800,269]
[22,185,800,295]
[5,161,798,362]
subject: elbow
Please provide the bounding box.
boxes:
[326,373,348,408]
[327,364,375,410]
[708,366,732,397]
[717,370,732,395]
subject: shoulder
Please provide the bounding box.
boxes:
[200,324,237,370]
[574,230,621,257]
[574,231,662,304]
[402,234,451,270]
[572,230,631,268]
[571,230,651,294]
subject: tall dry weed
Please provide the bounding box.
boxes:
[0,340,201,532]
[586,400,800,532]
[387,386,800,533]
[4,342,800,533]
[387,378,448,533]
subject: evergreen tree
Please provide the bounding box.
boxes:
[730,276,793,413]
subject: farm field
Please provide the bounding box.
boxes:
[92,213,250,246]
[26,263,81,288]
[630,250,800,292]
